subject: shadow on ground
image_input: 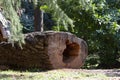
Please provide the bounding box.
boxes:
[105,69,120,77]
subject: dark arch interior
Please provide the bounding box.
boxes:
[63,40,80,63]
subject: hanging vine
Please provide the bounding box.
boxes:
[1,0,24,47]
[37,0,75,31]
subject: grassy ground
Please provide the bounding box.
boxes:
[0,69,119,80]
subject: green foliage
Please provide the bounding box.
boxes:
[1,0,24,47]
[55,0,120,68]
[82,54,100,69]
[40,0,75,32]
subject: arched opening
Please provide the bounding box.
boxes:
[63,40,80,63]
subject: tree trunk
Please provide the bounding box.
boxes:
[34,6,44,32]
[0,31,88,70]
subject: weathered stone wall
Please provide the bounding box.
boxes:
[0,31,88,70]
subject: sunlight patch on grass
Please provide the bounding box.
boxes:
[0,69,115,80]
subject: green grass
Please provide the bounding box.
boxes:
[0,69,116,80]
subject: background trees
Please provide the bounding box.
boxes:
[53,0,120,68]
